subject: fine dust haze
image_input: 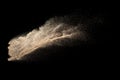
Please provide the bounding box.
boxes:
[8,16,100,61]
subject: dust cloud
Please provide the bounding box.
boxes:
[8,16,98,61]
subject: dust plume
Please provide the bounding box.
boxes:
[8,16,98,61]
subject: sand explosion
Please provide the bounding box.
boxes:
[8,16,98,61]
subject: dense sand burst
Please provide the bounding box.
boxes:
[8,16,100,61]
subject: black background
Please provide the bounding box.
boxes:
[0,1,115,65]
